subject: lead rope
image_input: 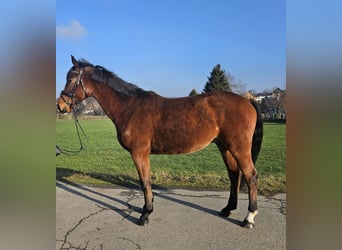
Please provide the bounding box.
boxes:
[56,107,88,156]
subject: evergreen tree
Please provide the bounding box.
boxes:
[188,88,198,96]
[203,64,231,93]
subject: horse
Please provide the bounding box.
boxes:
[57,55,263,228]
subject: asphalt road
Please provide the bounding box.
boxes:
[56,181,286,250]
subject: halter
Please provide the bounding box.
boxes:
[58,68,88,155]
[60,68,87,107]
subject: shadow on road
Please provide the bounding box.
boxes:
[56,167,242,227]
[154,192,242,226]
[57,180,142,225]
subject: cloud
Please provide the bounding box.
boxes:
[56,20,87,39]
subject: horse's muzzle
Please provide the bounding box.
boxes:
[57,97,71,113]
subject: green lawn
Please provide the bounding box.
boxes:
[56,119,286,195]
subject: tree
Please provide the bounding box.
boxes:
[231,80,246,95]
[203,64,231,93]
[260,88,286,121]
[188,88,198,96]
[248,89,258,96]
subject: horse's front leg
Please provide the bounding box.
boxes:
[131,151,154,226]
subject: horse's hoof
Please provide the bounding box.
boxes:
[138,217,149,226]
[241,219,255,229]
[219,208,231,217]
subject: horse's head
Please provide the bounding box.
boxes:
[57,55,88,113]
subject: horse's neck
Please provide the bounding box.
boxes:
[91,83,128,122]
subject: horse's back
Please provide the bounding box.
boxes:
[149,92,256,154]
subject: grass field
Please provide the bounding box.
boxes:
[56,119,286,195]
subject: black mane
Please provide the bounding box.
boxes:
[78,59,152,98]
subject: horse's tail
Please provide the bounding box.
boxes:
[250,100,263,164]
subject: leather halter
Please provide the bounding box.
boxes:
[60,68,87,107]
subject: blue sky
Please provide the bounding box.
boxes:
[56,0,285,97]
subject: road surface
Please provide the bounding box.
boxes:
[56,181,286,250]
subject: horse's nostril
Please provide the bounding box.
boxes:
[57,104,66,114]
[57,104,62,113]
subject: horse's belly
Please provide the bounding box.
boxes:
[151,127,219,154]
[151,140,214,154]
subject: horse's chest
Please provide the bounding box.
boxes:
[117,126,152,151]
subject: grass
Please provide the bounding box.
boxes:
[56,119,286,196]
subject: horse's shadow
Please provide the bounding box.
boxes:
[56,180,142,225]
[56,167,242,226]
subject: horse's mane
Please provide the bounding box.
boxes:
[78,59,152,98]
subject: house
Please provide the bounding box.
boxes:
[244,88,286,121]
[244,91,255,100]
[271,88,283,100]
[254,92,272,103]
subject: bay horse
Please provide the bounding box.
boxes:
[57,55,263,228]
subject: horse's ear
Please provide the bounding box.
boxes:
[71,55,78,66]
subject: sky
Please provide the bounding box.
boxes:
[56,0,285,97]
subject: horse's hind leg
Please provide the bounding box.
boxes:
[221,169,240,217]
[131,151,154,226]
[218,142,258,228]
[236,156,258,228]
[217,146,240,217]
